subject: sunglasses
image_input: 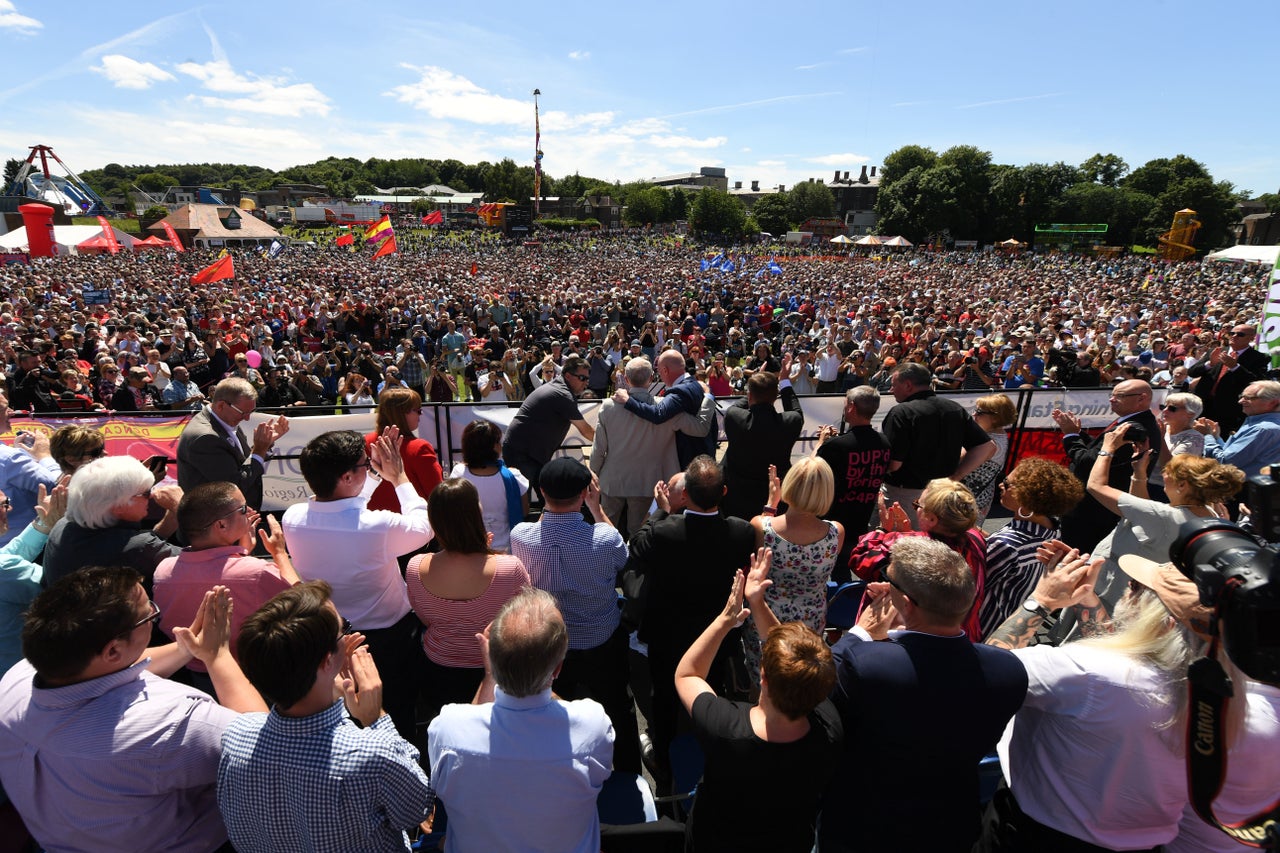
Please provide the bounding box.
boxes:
[1160,404,1182,412]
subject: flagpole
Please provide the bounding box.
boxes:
[533,88,542,219]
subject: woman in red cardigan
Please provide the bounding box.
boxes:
[364,386,443,513]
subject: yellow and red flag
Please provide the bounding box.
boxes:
[372,235,398,259]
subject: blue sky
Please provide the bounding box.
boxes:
[1,0,1276,196]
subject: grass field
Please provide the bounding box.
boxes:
[71,216,142,234]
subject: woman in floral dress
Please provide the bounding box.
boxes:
[744,458,843,683]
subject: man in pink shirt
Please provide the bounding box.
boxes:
[154,482,299,680]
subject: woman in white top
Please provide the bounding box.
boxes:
[980,546,1197,851]
[448,419,529,553]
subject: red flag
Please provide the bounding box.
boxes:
[96,217,120,255]
[372,235,397,259]
[160,221,185,252]
[470,261,478,276]
[421,210,443,225]
[335,234,354,246]
[191,253,235,284]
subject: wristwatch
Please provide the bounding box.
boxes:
[1021,597,1052,619]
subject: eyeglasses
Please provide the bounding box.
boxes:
[1240,394,1261,401]
[911,500,923,511]
[1229,331,1252,337]
[974,409,995,417]
[132,599,162,630]
[340,617,354,636]
[1160,404,1182,411]
[0,499,10,510]
[226,401,255,417]
[103,368,119,374]
[132,489,152,500]
[570,373,589,381]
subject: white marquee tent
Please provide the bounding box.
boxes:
[1204,244,1280,265]
[0,225,140,255]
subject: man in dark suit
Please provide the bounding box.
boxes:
[176,377,290,510]
[747,536,1026,853]
[626,455,756,772]
[1188,323,1270,439]
[721,354,805,520]
[1051,378,1159,552]
[109,367,162,411]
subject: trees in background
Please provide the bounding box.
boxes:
[875,145,1246,249]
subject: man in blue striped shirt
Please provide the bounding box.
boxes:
[218,581,434,852]
[511,457,640,773]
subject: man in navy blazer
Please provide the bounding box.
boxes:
[177,378,289,510]
[613,349,711,469]
[748,536,1027,853]
[1188,323,1271,439]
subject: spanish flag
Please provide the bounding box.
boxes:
[372,234,398,259]
[364,216,393,245]
[191,251,234,284]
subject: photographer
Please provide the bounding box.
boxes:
[425,359,456,404]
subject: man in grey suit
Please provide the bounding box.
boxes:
[177,378,289,510]
[590,358,708,538]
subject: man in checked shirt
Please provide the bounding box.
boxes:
[510,456,641,773]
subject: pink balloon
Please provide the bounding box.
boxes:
[245,350,262,369]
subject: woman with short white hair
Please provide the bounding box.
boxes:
[41,456,181,592]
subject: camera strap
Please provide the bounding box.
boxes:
[1186,605,1280,849]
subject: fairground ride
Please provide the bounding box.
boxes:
[5,144,111,216]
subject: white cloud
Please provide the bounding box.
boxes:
[795,61,834,71]
[92,54,174,89]
[808,152,870,166]
[648,134,727,150]
[0,0,40,33]
[568,50,590,60]
[176,59,331,117]
[387,64,529,124]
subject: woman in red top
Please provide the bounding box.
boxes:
[364,386,443,513]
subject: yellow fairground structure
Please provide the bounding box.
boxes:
[1158,208,1200,261]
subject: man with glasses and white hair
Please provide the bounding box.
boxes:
[177,377,289,511]
[0,568,265,853]
[1195,379,1280,478]
[502,354,596,498]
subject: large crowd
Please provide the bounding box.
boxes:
[0,233,1276,853]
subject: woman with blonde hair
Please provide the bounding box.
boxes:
[849,478,988,640]
[48,424,106,476]
[363,386,442,514]
[980,546,1197,850]
[743,459,844,682]
[962,393,1017,523]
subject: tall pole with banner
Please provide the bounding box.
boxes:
[533,88,543,219]
[1266,250,1280,367]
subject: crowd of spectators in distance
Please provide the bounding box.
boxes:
[0,232,1276,852]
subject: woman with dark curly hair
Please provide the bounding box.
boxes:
[978,457,1084,638]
